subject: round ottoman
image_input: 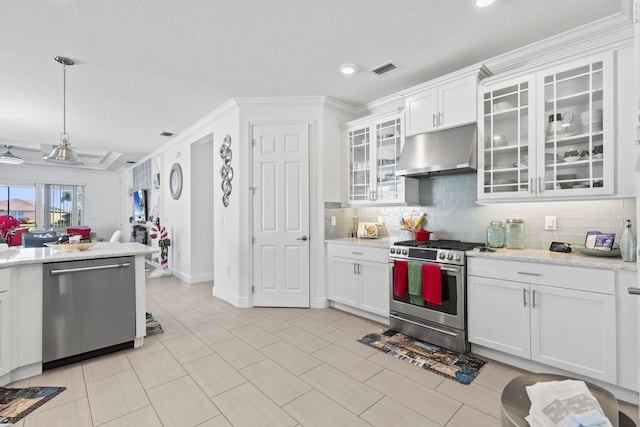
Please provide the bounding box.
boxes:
[501,373,619,427]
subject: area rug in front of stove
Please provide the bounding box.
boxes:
[359,329,486,385]
[0,386,66,424]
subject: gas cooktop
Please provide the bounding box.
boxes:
[393,239,485,251]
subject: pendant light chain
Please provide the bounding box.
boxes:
[44,56,84,165]
[63,61,67,136]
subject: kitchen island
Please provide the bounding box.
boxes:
[0,242,157,386]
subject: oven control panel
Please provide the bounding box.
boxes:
[390,247,465,265]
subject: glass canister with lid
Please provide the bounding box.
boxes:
[505,219,525,249]
[486,221,505,248]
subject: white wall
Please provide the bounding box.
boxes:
[211,106,241,305]
[0,164,121,240]
[163,140,192,281]
[190,134,214,282]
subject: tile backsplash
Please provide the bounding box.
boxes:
[325,174,636,250]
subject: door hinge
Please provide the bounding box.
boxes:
[251,138,256,147]
[249,187,256,195]
[251,285,254,293]
[252,237,256,244]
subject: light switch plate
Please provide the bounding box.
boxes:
[545,216,557,231]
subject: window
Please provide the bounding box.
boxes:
[0,183,84,229]
[37,184,85,228]
[0,185,36,228]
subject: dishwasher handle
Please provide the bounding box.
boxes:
[49,262,131,275]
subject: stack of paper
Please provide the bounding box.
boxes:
[525,380,612,427]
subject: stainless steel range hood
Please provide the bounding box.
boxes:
[396,124,477,177]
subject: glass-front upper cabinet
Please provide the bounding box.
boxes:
[345,113,418,205]
[478,52,613,201]
[538,53,613,196]
[479,76,535,200]
[375,117,403,203]
[347,125,371,203]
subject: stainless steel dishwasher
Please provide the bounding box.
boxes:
[43,256,136,369]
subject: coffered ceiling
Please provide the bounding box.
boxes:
[0,0,628,171]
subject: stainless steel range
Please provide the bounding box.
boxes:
[389,239,484,353]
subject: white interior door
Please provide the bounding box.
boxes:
[252,123,310,307]
[634,0,640,409]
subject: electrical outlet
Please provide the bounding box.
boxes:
[544,216,557,231]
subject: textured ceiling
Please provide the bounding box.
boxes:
[0,0,627,171]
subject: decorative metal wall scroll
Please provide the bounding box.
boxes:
[219,135,233,207]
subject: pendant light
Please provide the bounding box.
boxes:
[0,145,24,165]
[44,56,84,166]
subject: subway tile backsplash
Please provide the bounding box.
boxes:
[326,174,636,250]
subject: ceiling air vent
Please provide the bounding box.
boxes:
[371,62,398,76]
[160,132,174,137]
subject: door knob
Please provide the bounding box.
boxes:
[296,236,308,241]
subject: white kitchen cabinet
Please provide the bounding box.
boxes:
[330,256,359,307]
[13,264,43,367]
[327,243,389,318]
[478,52,614,201]
[343,112,418,206]
[403,65,490,137]
[0,291,10,379]
[530,283,615,382]
[468,257,616,383]
[467,275,531,358]
[0,269,9,379]
[405,77,477,136]
[357,259,389,316]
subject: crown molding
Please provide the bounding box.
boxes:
[483,12,633,78]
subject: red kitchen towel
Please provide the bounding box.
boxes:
[422,264,442,305]
[393,260,408,298]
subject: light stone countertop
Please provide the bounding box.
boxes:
[467,247,637,272]
[0,242,158,268]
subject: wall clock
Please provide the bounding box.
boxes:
[169,163,183,200]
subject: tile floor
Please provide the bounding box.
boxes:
[7,275,639,426]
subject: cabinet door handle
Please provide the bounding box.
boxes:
[351,252,363,255]
[517,271,540,276]
[530,177,535,194]
[432,113,437,127]
[49,262,131,275]
[523,288,527,307]
[357,263,361,274]
[532,289,536,308]
[628,287,640,295]
[353,263,357,274]
[538,177,543,194]
[439,112,443,126]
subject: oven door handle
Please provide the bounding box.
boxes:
[388,263,461,274]
[389,314,458,337]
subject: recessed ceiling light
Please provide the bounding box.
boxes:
[160,132,174,137]
[339,64,358,75]
[474,0,495,7]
